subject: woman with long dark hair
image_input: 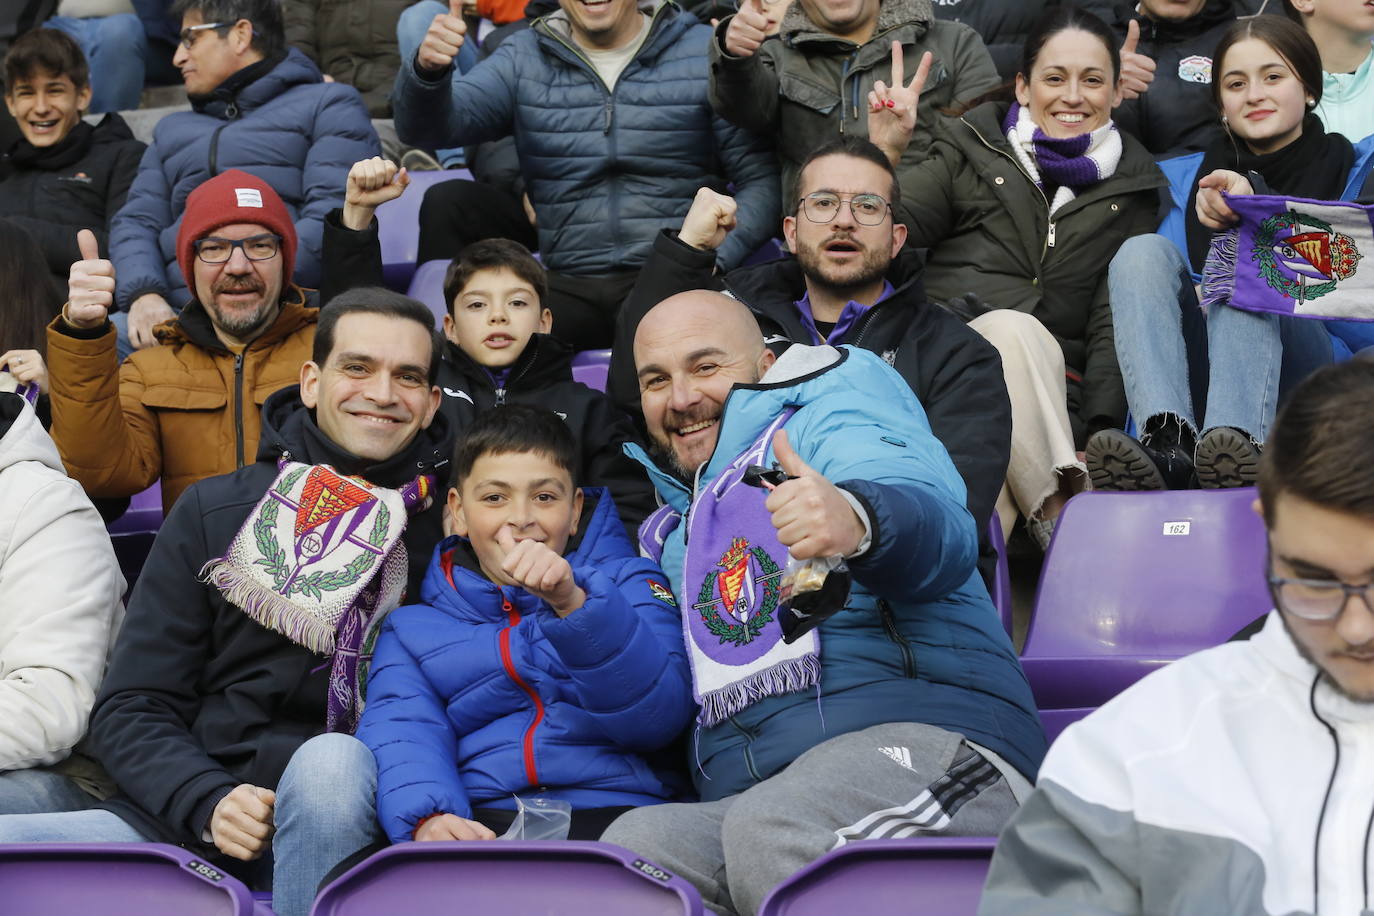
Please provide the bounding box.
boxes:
[1087,15,1374,491]
[0,217,63,404]
[868,5,1166,547]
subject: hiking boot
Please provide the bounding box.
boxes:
[1086,428,1197,491]
[1195,427,1261,489]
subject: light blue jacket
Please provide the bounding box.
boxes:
[628,346,1045,800]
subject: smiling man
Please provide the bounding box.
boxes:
[42,170,321,511]
[0,286,451,916]
[601,289,1043,916]
[982,358,1374,914]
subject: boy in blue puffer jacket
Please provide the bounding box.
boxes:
[357,405,693,843]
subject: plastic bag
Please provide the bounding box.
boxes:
[497,794,572,841]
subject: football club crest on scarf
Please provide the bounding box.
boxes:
[674,408,820,728]
[1202,193,1373,321]
[202,460,435,732]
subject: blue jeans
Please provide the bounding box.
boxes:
[0,735,381,916]
[396,0,478,167]
[0,768,99,816]
[45,14,148,113]
[1108,233,1334,443]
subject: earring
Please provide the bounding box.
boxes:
[1306,98,1316,107]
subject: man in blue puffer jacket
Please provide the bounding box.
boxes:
[109,0,379,357]
[601,290,1044,915]
[357,405,693,843]
[392,0,780,352]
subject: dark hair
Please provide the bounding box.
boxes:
[1210,16,1324,113]
[171,0,285,58]
[1021,4,1121,84]
[792,135,901,216]
[4,28,89,91]
[442,238,547,316]
[452,404,578,487]
[1279,0,1303,25]
[1258,360,1374,526]
[0,219,62,355]
[313,287,442,385]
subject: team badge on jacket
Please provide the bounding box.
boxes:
[1177,55,1212,84]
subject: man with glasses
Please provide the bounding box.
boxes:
[609,136,1010,586]
[981,357,1374,912]
[108,0,377,357]
[43,170,322,511]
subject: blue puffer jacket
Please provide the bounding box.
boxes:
[627,346,1046,800]
[391,0,779,275]
[109,49,379,310]
[358,489,693,844]
[1155,136,1374,354]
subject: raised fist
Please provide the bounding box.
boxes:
[65,229,116,331]
[679,187,738,251]
[343,157,411,230]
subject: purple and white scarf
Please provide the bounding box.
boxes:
[1002,103,1122,216]
[201,460,435,732]
[640,409,821,728]
[1201,192,1374,321]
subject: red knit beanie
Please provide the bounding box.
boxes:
[177,170,297,295]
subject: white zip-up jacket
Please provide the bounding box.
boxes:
[0,395,125,771]
[981,612,1374,915]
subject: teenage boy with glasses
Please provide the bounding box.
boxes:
[39,170,325,512]
[982,357,1374,914]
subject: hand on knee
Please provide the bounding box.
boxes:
[211,784,276,861]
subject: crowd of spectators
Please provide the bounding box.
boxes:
[2,0,1373,912]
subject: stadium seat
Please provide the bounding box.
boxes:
[743,238,788,267]
[987,516,1012,637]
[0,843,271,915]
[106,482,164,593]
[1021,488,1270,711]
[376,170,471,292]
[757,837,996,915]
[405,259,452,325]
[572,349,612,393]
[1039,707,1093,747]
[310,841,702,915]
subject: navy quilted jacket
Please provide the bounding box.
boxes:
[109,49,379,309]
[358,490,693,844]
[391,0,780,275]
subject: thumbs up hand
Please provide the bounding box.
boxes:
[417,1,467,75]
[65,229,116,330]
[723,0,775,58]
[1117,19,1155,102]
[764,429,867,560]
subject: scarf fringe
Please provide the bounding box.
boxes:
[1200,228,1239,309]
[697,654,821,728]
[200,558,338,654]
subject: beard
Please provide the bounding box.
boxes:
[648,368,762,482]
[205,274,278,339]
[1280,612,1374,704]
[794,231,890,297]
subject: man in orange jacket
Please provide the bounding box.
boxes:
[40,169,321,511]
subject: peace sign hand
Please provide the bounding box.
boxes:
[868,43,932,167]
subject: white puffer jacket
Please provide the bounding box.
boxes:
[0,394,125,770]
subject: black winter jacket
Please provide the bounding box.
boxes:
[608,230,1011,541]
[320,209,657,534]
[86,387,450,868]
[0,113,144,278]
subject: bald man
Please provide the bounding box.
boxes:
[603,291,1044,916]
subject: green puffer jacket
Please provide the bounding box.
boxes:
[897,101,1166,442]
[708,0,999,199]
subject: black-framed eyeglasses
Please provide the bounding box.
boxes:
[178,20,236,49]
[193,233,282,264]
[796,192,892,226]
[1266,540,1374,621]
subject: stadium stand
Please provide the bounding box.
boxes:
[376,169,470,292]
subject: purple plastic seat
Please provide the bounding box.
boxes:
[405,258,452,326]
[105,482,164,593]
[0,843,270,915]
[1039,706,1093,747]
[376,170,471,292]
[757,837,996,915]
[986,517,1012,637]
[1022,488,1270,710]
[572,349,612,393]
[310,841,702,915]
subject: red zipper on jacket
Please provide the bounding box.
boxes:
[497,590,544,787]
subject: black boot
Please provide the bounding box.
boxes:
[1195,427,1262,489]
[1086,429,1197,491]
